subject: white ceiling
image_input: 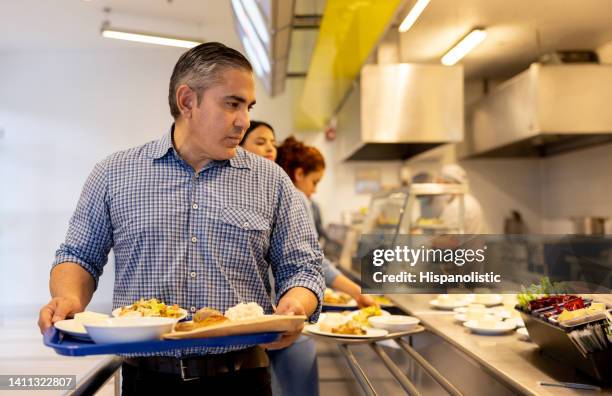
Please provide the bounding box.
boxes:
[5,0,609,82]
[0,0,240,51]
[395,0,612,79]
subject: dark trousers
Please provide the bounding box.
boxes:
[121,362,272,396]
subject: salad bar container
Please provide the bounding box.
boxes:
[516,294,612,383]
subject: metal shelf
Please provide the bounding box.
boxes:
[307,327,464,396]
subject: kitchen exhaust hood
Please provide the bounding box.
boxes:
[466,63,612,158]
[336,63,464,161]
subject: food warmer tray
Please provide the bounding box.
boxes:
[43,327,281,357]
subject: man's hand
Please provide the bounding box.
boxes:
[38,296,83,334]
[261,296,306,350]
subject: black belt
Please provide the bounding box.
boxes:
[124,347,269,381]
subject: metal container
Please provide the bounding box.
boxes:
[517,307,612,384]
[570,216,607,235]
[336,63,464,161]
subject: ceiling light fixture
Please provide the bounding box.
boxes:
[240,0,269,46]
[231,0,271,73]
[398,0,430,33]
[101,23,203,48]
[441,28,487,66]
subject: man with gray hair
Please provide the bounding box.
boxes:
[38,42,324,395]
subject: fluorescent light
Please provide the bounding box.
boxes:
[242,36,264,78]
[101,27,202,48]
[240,0,269,46]
[232,0,271,73]
[398,0,430,33]
[441,28,487,66]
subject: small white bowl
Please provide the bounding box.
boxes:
[368,315,420,332]
[83,317,176,344]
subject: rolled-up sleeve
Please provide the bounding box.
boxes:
[268,175,324,323]
[323,258,341,285]
[52,160,113,288]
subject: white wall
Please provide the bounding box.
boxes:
[540,142,612,233]
[296,131,403,225]
[0,48,295,317]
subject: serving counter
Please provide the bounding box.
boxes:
[340,268,612,395]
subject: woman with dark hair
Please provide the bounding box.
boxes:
[240,121,277,161]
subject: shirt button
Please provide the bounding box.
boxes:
[192,203,199,210]
[190,306,197,313]
[243,222,249,228]
[191,236,197,243]
[190,271,197,278]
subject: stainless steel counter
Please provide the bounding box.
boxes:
[339,266,612,395]
[391,294,611,396]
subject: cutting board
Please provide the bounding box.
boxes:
[163,315,307,340]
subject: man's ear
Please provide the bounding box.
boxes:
[294,167,305,182]
[176,84,196,119]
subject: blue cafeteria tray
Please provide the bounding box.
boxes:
[43,327,282,357]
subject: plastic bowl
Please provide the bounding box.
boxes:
[368,315,420,332]
[83,317,176,344]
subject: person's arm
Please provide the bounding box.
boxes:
[38,160,113,333]
[38,263,96,333]
[330,275,377,307]
[264,174,324,350]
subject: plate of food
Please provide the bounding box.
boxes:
[112,298,188,320]
[349,306,390,326]
[164,302,306,340]
[323,289,357,309]
[370,295,394,307]
[304,321,388,339]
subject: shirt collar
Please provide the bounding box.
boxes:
[149,125,252,170]
[149,127,174,160]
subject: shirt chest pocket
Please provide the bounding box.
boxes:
[213,207,271,256]
[220,207,270,232]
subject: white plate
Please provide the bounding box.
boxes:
[516,327,530,340]
[112,307,188,320]
[54,319,91,341]
[454,314,469,323]
[471,294,504,307]
[304,324,388,339]
[506,316,525,328]
[463,319,516,335]
[84,317,177,344]
[454,313,499,323]
[430,299,471,310]
[368,315,420,332]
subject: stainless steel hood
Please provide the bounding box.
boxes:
[336,63,464,161]
[466,63,612,158]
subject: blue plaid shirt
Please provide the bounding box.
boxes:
[53,129,324,357]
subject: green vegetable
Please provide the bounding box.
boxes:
[516,277,567,308]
